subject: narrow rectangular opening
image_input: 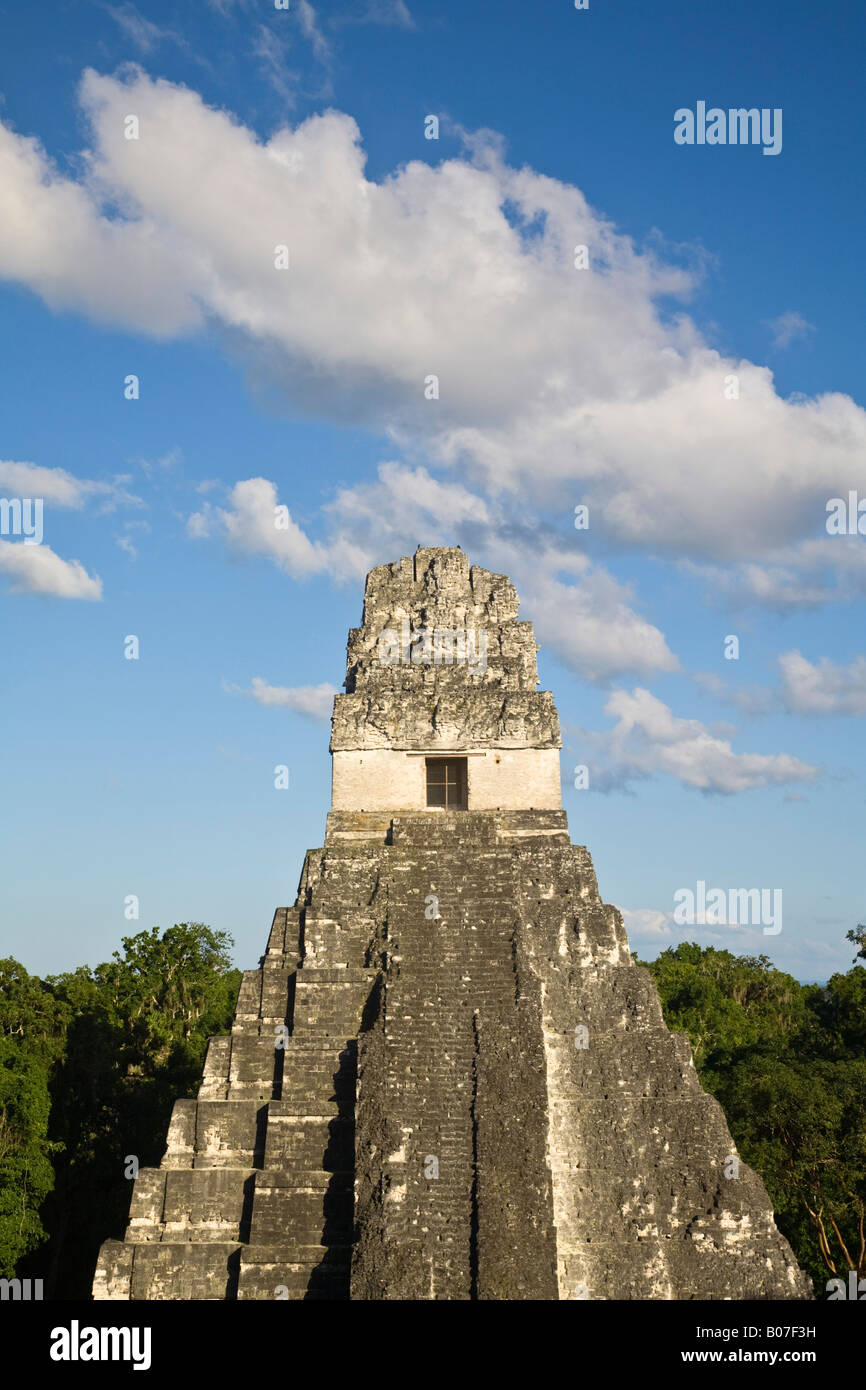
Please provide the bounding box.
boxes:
[425,757,468,810]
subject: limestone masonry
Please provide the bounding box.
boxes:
[94,547,810,1300]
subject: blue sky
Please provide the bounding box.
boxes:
[1,0,864,982]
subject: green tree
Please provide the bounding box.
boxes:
[7,923,241,1297]
[846,924,866,963]
[641,941,866,1294]
[0,959,67,1275]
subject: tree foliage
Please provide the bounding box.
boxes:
[0,924,240,1294]
[640,942,866,1294]
[0,959,67,1275]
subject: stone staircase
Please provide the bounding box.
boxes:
[93,901,374,1301]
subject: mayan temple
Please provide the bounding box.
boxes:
[93,546,809,1301]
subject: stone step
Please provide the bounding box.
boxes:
[267,907,302,955]
[254,1168,353,1191]
[94,1241,243,1301]
[162,1098,266,1168]
[294,968,375,984]
[248,1171,354,1245]
[240,1242,352,1264]
[236,1251,351,1300]
[125,1167,257,1244]
[268,1102,354,1118]
[264,1115,354,1169]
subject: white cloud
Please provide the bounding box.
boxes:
[765,310,814,350]
[0,460,87,507]
[686,558,833,611]
[322,460,492,582]
[0,460,139,594]
[683,534,866,612]
[0,69,862,588]
[188,477,327,576]
[0,460,140,511]
[496,544,678,684]
[230,677,338,721]
[0,110,203,335]
[778,650,866,717]
[696,649,866,720]
[583,687,818,794]
[0,541,102,599]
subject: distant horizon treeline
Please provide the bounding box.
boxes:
[1,923,864,1298]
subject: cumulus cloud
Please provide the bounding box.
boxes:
[778,650,866,716]
[497,547,678,684]
[0,68,862,585]
[0,542,102,599]
[582,687,818,794]
[229,677,338,721]
[188,477,327,576]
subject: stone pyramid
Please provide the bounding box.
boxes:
[94,547,810,1301]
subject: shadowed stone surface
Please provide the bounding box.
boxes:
[93,548,810,1301]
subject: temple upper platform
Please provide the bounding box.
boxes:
[330,547,562,814]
